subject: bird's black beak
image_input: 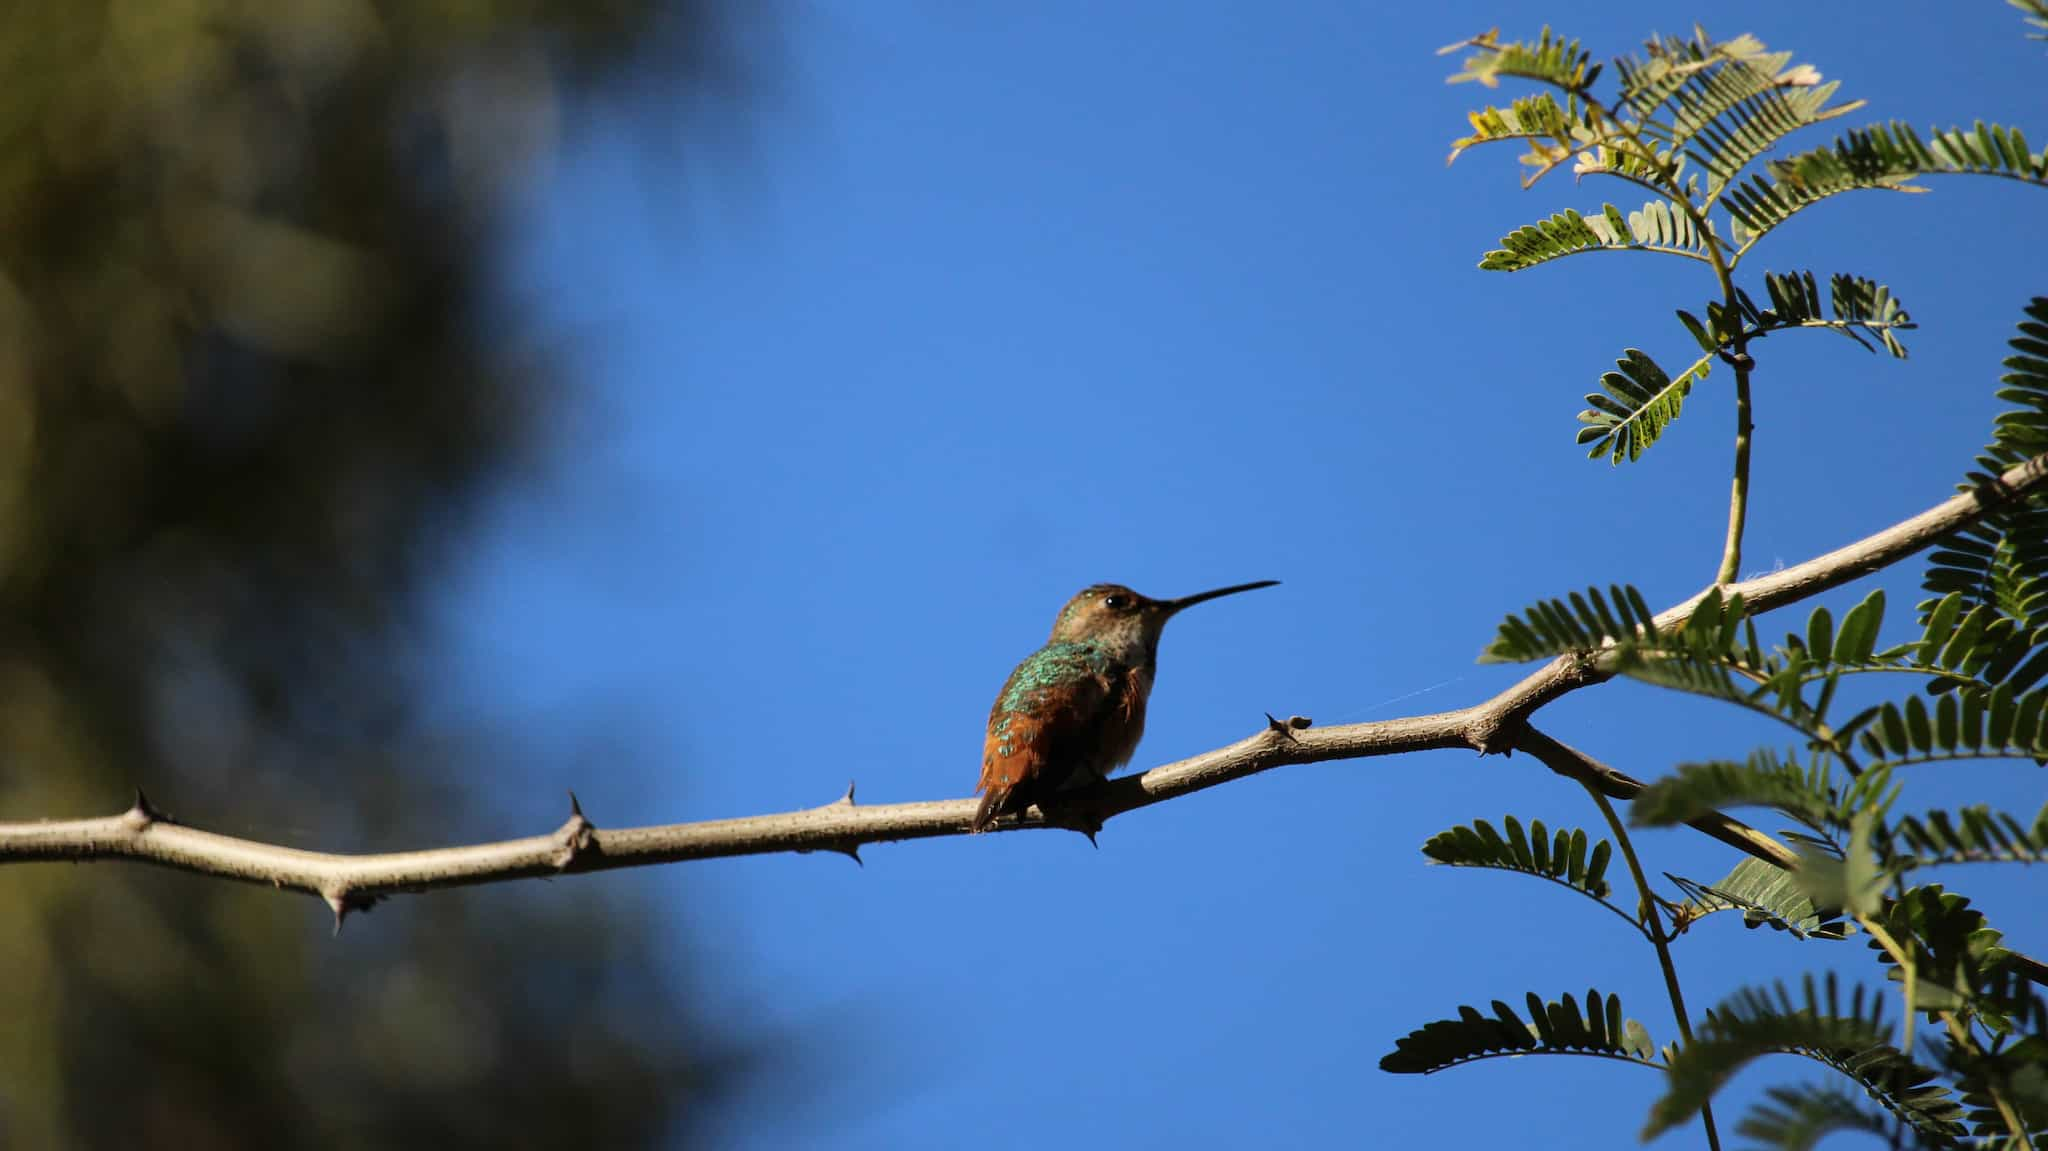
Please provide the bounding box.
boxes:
[1160,580,1280,618]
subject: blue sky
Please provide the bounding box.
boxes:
[433,3,2044,1146]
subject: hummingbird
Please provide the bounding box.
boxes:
[971,580,1279,832]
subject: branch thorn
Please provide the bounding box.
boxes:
[124,787,162,830]
[836,780,857,806]
[553,805,595,870]
[1061,808,1104,848]
[1265,713,1311,739]
[325,889,355,936]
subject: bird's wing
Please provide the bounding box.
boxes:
[978,647,1113,797]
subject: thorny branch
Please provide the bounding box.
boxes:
[3,452,2046,936]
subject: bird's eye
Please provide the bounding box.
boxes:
[1102,594,1130,610]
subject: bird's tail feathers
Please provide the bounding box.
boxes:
[969,787,1007,833]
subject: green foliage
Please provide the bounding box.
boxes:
[2019,0,2048,40]
[1715,125,1924,244]
[1981,298,2048,475]
[1924,973,2048,1141]
[1483,581,1755,664]
[1976,972,2048,1041]
[1449,92,1579,169]
[1865,886,2015,1020]
[1490,578,2048,763]
[1483,584,1845,737]
[1790,809,1891,919]
[1435,22,2048,1148]
[1928,300,2048,686]
[1420,815,1615,902]
[1895,804,2048,867]
[1480,583,1659,662]
[1513,586,1853,738]
[1827,589,1891,667]
[1853,684,2048,768]
[1949,1025,2048,1141]
[1770,585,2048,706]
[1576,347,1715,463]
[1922,502,2048,637]
[1735,1083,1938,1151]
[1763,588,2031,694]
[1443,28,1600,94]
[1479,200,1712,270]
[1667,857,1852,941]
[1380,989,1656,1074]
[1742,271,1913,357]
[1634,751,1902,845]
[1630,750,1838,831]
[1724,121,2048,252]
[1907,591,2048,696]
[1619,31,1863,197]
[1620,648,1812,734]
[1648,977,1967,1141]
[1450,27,2046,468]
[1612,29,1768,120]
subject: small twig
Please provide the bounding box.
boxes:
[1513,730,1800,872]
[1567,746,1721,1151]
[1860,917,1920,1056]
[1718,361,1756,585]
[1943,1012,2038,1150]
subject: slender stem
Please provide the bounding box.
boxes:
[1943,1015,2036,1150]
[1687,112,1750,588]
[1582,782,1722,1151]
[1872,912,2035,1151]
[1555,876,1663,939]
[1575,87,1755,588]
[1513,728,1802,869]
[1875,869,2036,1150]
[1860,917,1918,1056]
[1797,664,1987,690]
[1718,364,1755,585]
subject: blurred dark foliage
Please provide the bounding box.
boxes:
[0,2,762,1145]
